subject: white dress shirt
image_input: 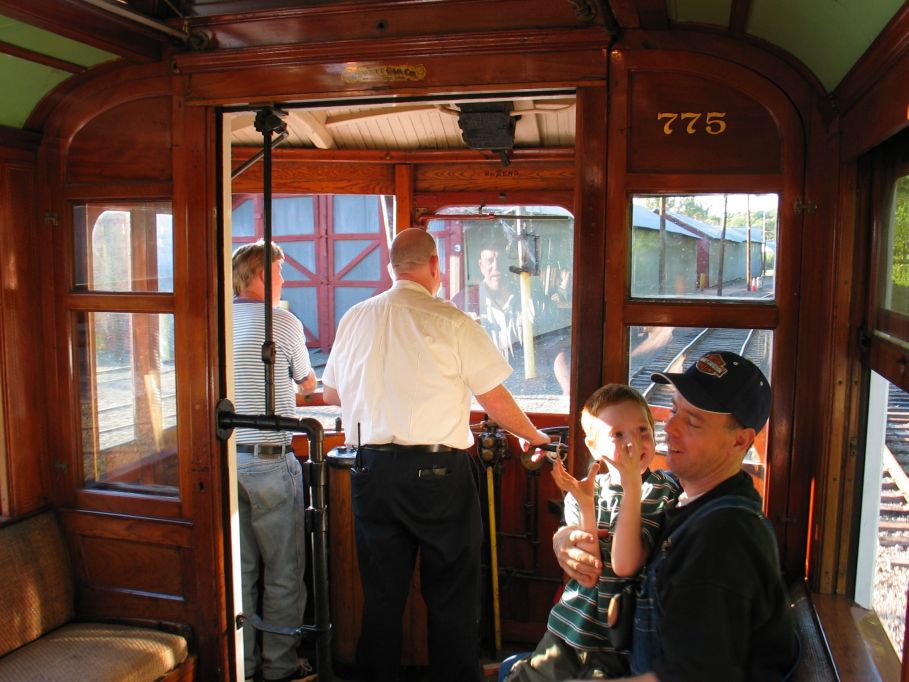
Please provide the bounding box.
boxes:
[322,279,512,449]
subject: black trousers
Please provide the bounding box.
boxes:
[351,447,483,682]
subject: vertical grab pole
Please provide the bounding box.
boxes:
[486,466,502,655]
[254,108,287,415]
[302,418,334,681]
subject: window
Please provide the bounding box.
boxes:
[437,205,574,414]
[630,194,777,301]
[623,193,783,502]
[77,312,177,495]
[855,373,909,659]
[629,325,773,495]
[73,202,173,292]
[860,140,909,660]
[231,193,393,352]
[71,201,177,498]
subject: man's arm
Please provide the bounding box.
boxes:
[475,384,549,445]
[552,524,602,589]
[296,372,317,396]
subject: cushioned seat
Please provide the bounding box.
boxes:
[0,511,191,681]
[0,623,187,682]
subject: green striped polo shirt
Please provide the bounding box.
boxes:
[547,468,680,652]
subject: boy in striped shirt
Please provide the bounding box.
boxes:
[506,385,680,681]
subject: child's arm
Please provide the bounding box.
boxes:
[551,458,601,557]
[608,432,647,577]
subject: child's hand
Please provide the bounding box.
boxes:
[604,431,644,490]
[551,457,600,504]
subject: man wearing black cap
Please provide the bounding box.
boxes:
[553,351,798,681]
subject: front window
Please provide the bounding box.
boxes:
[436,205,574,414]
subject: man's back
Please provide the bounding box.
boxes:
[325,279,510,449]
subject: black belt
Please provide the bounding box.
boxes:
[237,444,291,456]
[362,443,455,454]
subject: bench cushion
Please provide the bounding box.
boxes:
[0,622,188,681]
[0,513,74,657]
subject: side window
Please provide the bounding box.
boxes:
[72,202,177,496]
[858,165,909,659]
[630,195,777,301]
[627,194,779,497]
[433,205,574,414]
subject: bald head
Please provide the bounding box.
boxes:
[389,228,440,293]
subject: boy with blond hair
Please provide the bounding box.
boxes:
[505,384,679,681]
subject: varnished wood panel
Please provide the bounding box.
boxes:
[835,2,909,158]
[232,159,394,195]
[327,461,428,666]
[67,96,172,185]
[415,161,575,193]
[840,55,909,161]
[191,0,604,50]
[60,508,193,546]
[0,156,48,516]
[179,38,608,105]
[628,70,781,174]
[78,535,186,597]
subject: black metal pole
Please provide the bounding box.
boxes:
[216,402,334,681]
[262,125,275,415]
[254,108,287,416]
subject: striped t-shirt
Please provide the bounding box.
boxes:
[548,468,680,651]
[232,300,312,445]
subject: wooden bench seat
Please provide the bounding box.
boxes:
[0,511,193,681]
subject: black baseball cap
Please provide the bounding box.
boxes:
[651,351,772,431]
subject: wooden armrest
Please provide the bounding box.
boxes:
[796,584,901,682]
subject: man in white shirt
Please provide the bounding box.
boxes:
[322,228,550,682]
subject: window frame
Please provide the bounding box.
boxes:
[65,198,182,518]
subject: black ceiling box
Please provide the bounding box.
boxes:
[457,102,518,150]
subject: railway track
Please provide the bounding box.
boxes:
[881,385,909,563]
[629,326,771,407]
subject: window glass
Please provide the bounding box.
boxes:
[880,176,909,317]
[73,202,174,292]
[274,196,315,235]
[230,193,392,356]
[629,325,772,496]
[334,287,375,329]
[233,199,256,237]
[444,206,574,414]
[630,195,777,301]
[76,311,177,496]
[333,195,380,233]
[856,373,909,660]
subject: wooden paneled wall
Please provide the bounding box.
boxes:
[0,139,50,517]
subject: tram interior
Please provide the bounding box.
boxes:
[1,0,909,680]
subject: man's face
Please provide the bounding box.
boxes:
[663,392,746,488]
[478,248,502,290]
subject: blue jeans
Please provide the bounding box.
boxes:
[238,451,307,680]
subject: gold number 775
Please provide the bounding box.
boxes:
[657,112,726,135]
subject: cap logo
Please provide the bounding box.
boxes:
[695,353,728,378]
